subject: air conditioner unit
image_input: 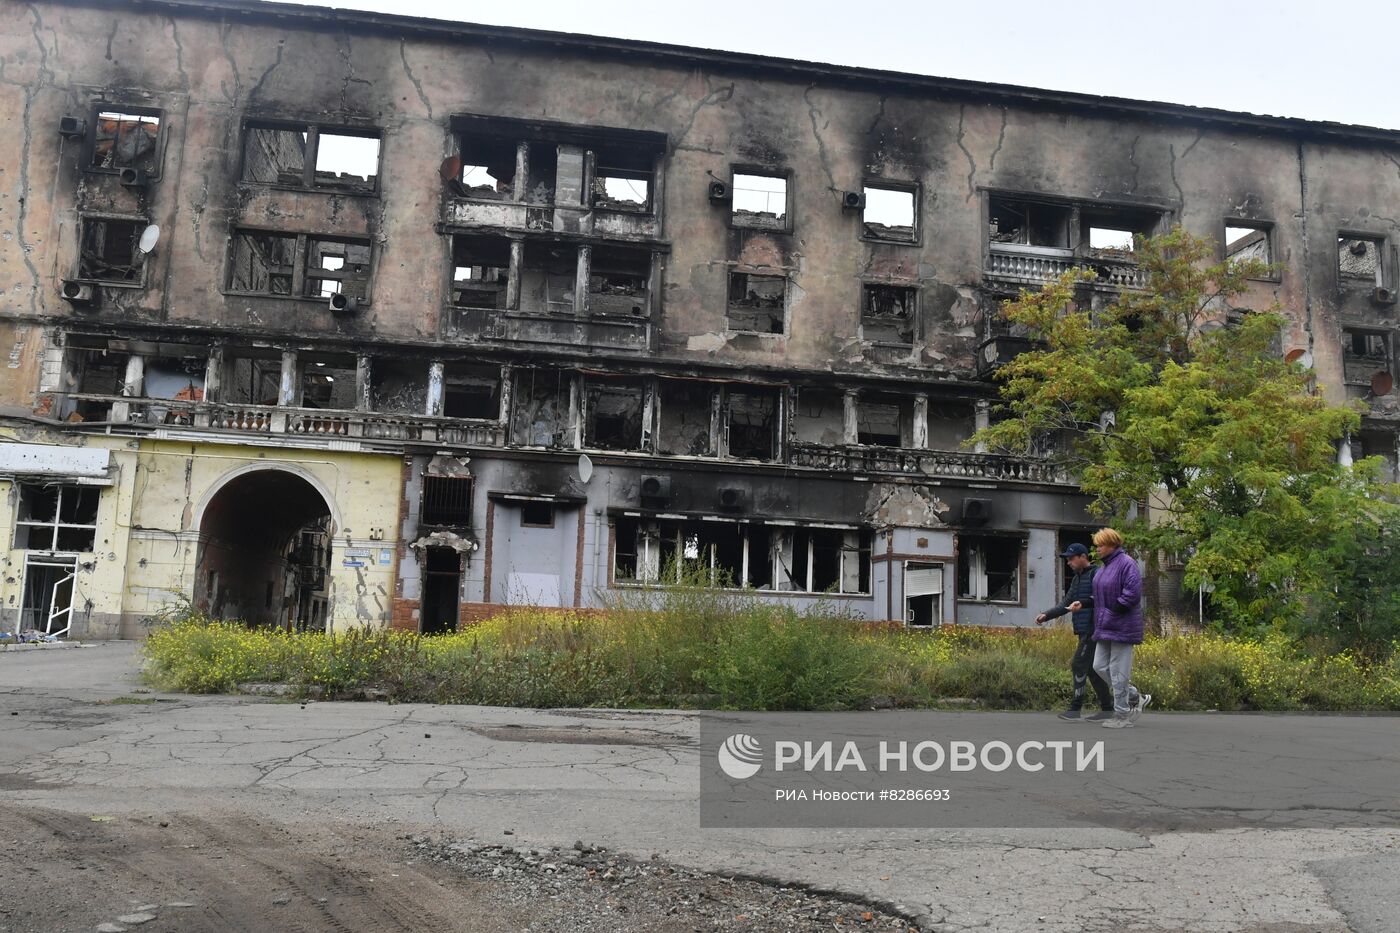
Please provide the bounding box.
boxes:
[639,474,671,505]
[1372,286,1396,306]
[961,497,992,526]
[328,293,358,314]
[708,180,731,203]
[717,487,748,512]
[119,167,150,189]
[58,116,86,139]
[841,190,865,211]
[59,279,96,307]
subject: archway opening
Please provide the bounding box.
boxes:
[195,469,334,630]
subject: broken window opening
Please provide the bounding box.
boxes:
[314,132,380,190]
[222,351,284,406]
[731,171,788,228]
[443,363,501,420]
[777,528,871,594]
[509,369,572,447]
[526,141,557,204]
[862,184,917,242]
[655,380,715,457]
[725,389,778,461]
[370,359,428,414]
[229,230,298,296]
[78,218,144,284]
[1339,236,1383,284]
[1225,224,1272,268]
[135,350,207,425]
[421,475,473,527]
[458,133,518,199]
[521,501,555,527]
[300,354,358,410]
[727,272,786,334]
[68,348,124,421]
[92,109,160,173]
[15,484,99,552]
[1343,328,1392,385]
[522,241,579,314]
[857,393,913,448]
[588,245,651,317]
[927,402,976,451]
[450,235,512,311]
[589,139,655,211]
[988,197,1071,250]
[1081,208,1157,258]
[583,376,646,451]
[306,238,371,301]
[958,535,1023,603]
[861,284,916,344]
[793,388,845,446]
[241,125,307,186]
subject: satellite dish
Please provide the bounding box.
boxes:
[1284,348,1307,364]
[1372,371,1394,396]
[137,224,160,255]
[1298,350,1314,369]
[439,154,462,182]
[577,454,593,484]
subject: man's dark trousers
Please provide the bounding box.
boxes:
[1070,632,1113,711]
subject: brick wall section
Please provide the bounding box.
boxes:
[390,597,421,632]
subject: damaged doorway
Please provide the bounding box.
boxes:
[421,548,462,634]
[196,468,334,628]
[19,556,77,638]
[905,562,943,627]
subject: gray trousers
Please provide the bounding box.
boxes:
[1092,641,1136,715]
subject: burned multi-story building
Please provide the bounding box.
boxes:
[0,0,1396,638]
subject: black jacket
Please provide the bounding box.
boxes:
[1041,566,1096,635]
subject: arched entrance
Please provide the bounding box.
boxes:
[195,467,335,630]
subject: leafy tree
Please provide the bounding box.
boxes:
[971,226,1396,632]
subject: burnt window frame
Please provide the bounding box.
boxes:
[224,227,375,305]
[520,500,556,528]
[1341,326,1393,387]
[956,533,1026,606]
[859,281,919,345]
[1222,219,1279,282]
[83,103,165,180]
[729,165,793,233]
[1336,231,1389,291]
[74,213,150,288]
[860,180,920,245]
[725,270,789,336]
[14,483,100,553]
[238,119,383,195]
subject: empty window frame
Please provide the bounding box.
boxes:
[457,133,519,200]
[299,353,358,410]
[727,272,786,334]
[583,376,646,451]
[731,171,788,229]
[227,230,373,301]
[77,217,145,284]
[90,107,161,174]
[306,238,372,300]
[957,535,1023,603]
[856,393,914,447]
[15,484,99,552]
[370,358,428,414]
[862,184,917,242]
[591,141,654,212]
[988,196,1071,249]
[509,368,573,447]
[222,350,284,406]
[241,122,380,192]
[450,235,512,310]
[421,475,473,527]
[778,527,871,594]
[1339,235,1384,285]
[1224,222,1272,269]
[588,245,652,317]
[655,379,716,457]
[522,241,580,314]
[792,388,845,446]
[1082,208,1158,257]
[1342,328,1392,385]
[443,364,501,420]
[724,389,778,461]
[521,501,556,527]
[861,284,917,344]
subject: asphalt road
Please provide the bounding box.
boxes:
[1,641,1397,932]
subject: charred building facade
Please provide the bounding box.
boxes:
[0,0,1395,637]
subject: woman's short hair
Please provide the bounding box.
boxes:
[1092,528,1124,548]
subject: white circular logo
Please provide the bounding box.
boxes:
[717,733,763,780]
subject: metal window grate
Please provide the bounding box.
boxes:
[421,476,472,526]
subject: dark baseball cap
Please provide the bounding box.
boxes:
[1060,543,1090,558]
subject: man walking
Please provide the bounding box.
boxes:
[1036,543,1114,721]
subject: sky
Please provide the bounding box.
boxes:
[277,0,1400,131]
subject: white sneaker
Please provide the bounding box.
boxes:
[1102,717,1134,729]
[1129,693,1152,723]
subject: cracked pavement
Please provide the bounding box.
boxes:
[1,642,1398,932]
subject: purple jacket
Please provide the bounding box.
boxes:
[1091,548,1144,644]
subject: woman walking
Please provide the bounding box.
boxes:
[1074,528,1148,729]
